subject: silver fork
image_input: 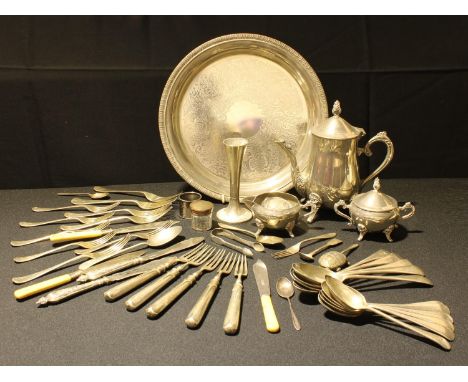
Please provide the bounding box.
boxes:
[32,201,120,213]
[64,207,167,219]
[19,212,115,228]
[12,234,132,284]
[185,252,237,329]
[118,244,214,309]
[223,255,248,334]
[146,249,225,318]
[74,221,174,256]
[271,233,337,259]
[59,206,171,231]
[13,231,117,263]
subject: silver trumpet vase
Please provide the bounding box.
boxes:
[216,138,252,224]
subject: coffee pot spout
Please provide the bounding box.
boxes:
[275,140,309,198]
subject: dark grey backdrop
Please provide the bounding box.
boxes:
[1,16,467,189]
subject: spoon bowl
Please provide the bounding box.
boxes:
[146,226,183,247]
[276,276,295,299]
[58,191,109,199]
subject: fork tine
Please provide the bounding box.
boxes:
[180,243,206,261]
[82,231,116,248]
[94,234,130,256]
[193,246,216,265]
[234,255,241,276]
[224,253,237,273]
[205,249,224,269]
[243,255,248,276]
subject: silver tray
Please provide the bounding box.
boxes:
[159,33,328,201]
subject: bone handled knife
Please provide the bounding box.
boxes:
[253,259,280,333]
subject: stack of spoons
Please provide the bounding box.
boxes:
[318,276,455,350]
[290,249,433,293]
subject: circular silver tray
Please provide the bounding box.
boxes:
[159,33,327,201]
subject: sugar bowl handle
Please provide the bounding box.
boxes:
[360,131,394,188]
[399,202,416,220]
[334,200,352,224]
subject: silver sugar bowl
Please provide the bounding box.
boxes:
[334,178,415,242]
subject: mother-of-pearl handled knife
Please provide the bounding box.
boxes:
[253,259,280,333]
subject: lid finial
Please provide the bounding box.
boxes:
[373,177,381,192]
[332,100,342,116]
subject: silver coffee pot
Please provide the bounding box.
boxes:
[277,100,394,222]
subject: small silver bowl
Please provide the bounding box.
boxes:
[244,192,301,237]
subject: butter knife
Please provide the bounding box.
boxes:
[253,259,280,333]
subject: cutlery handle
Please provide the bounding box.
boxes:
[33,205,79,212]
[288,299,301,331]
[82,256,144,282]
[61,218,120,232]
[370,304,454,340]
[36,278,109,305]
[80,242,146,271]
[344,274,433,286]
[10,234,52,247]
[94,187,144,198]
[50,229,104,243]
[124,263,188,310]
[218,223,256,238]
[19,217,71,227]
[260,295,280,333]
[366,306,451,350]
[146,272,200,318]
[13,271,80,300]
[12,255,84,284]
[104,258,179,302]
[223,278,243,334]
[299,233,337,248]
[185,273,221,328]
[14,242,77,263]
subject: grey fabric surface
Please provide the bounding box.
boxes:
[0,179,466,365]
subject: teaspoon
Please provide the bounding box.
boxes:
[276,277,301,330]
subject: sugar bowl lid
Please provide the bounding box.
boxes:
[313,100,366,140]
[351,178,398,212]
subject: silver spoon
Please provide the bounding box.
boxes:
[57,191,109,199]
[276,277,301,331]
[318,243,359,270]
[218,223,284,246]
[299,238,343,262]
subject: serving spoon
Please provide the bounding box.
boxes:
[58,191,109,199]
[317,243,359,270]
[322,277,453,350]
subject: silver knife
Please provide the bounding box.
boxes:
[36,256,178,305]
[253,259,280,333]
[77,237,205,282]
[13,249,149,301]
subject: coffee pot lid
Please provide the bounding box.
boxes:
[351,178,398,212]
[313,100,365,140]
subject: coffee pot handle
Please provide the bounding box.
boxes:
[360,131,394,188]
